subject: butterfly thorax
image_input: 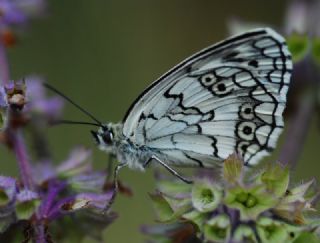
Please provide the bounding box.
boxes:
[92,123,152,171]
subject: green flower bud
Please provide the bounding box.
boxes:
[225,185,278,220]
[191,180,222,213]
[257,217,288,242]
[287,34,309,63]
[223,153,243,184]
[233,225,257,242]
[274,180,314,224]
[258,163,289,198]
[204,215,230,242]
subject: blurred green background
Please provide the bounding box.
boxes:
[1,0,319,242]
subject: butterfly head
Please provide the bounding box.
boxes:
[91,124,114,152]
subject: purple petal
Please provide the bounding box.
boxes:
[284,0,308,34]
[25,77,45,101]
[25,77,64,118]
[0,86,8,108]
[68,171,107,192]
[0,0,46,28]
[56,147,92,177]
[38,181,66,218]
[0,1,27,25]
[32,161,56,185]
[4,80,15,94]
[32,97,63,118]
[47,191,113,220]
[0,176,17,203]
[16,189,39,203]
[13,0,46,17]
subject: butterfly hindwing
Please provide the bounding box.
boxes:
[122,28,292,166]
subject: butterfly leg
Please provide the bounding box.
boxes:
[149,155,193,184]
[105,154,115,181]
[103,162,127,213]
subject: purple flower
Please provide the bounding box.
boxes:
[0,147,117,242]
[0,176,16,206]
[0,77,63,131]
[4,79,26,110]
[25,76,63,120]
[0,0,46,26]
[0,0,27,26]
[0,0,46,46]
[15,189,40,220]
[28,147,116,241]
[0,1,120,241]
[55,147,92,178]
[284,0,320,36]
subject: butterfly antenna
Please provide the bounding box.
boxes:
[52,119,101,127]
[43,83,103,126]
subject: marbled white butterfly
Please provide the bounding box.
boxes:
[46,28,292,210]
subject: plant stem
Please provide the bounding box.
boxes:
[0,42,35,190]
[0,43,9,85]
[11,130,35,190]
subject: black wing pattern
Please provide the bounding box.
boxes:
[122,28,292,166]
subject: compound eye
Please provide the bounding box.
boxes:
[102,131,113,145]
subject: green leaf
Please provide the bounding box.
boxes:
[223,153,243,184]
[0,189,9,206]
[293,232,320,243]
[0,110,7,130]
[259,163,290,197]
[191,180,222,213]
[149,193,175,222]
[182,210,207,229]
[0,214,15,233]
[157,180,192,196]
[287,34,309,63]
[164,196,192,218]
[16,199,40,220]
[312,38,320,65]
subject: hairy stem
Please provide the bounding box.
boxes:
[10,130,35,190]
[0,41,35,189]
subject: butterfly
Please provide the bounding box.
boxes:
[45,28,292,210]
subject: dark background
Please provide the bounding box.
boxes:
[2,1,318,242]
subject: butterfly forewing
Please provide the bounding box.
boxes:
[122,28,292,166]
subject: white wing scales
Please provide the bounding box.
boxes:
[122,28,292,166]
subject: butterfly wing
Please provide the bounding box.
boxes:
[122,28,292,166]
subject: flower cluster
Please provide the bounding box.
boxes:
[0,1,125,241]
[144,154,320,243]
[0,79,119,242]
